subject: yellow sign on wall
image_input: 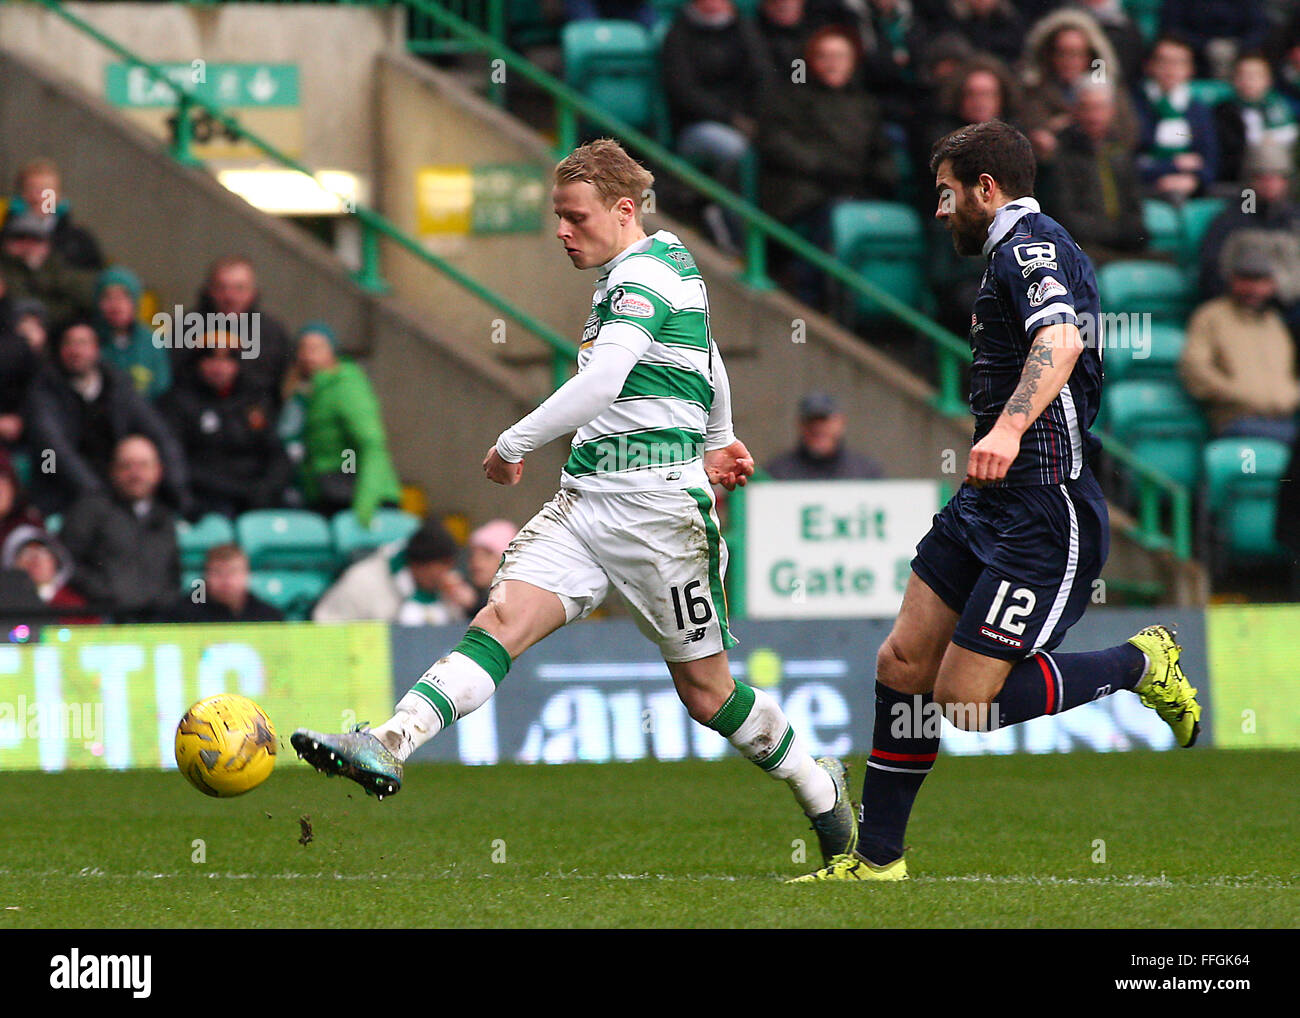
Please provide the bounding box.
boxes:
[0,623,391,771]
[1207,604,1300,749]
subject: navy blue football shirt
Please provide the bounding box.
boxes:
[970,197,1104,487]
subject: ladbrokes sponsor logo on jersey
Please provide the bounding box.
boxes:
[1013,241,1057,276]
[1027,275,1068,307]
[50,949,151,998]
[979,626,1024,649]
[609,286,655,319]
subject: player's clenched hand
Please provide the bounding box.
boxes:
[705,439,755,491]
[483,446,524,485]
[965,425,1021,486]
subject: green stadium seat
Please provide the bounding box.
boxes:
[1202,438,1290,559]
[1104,378,1208,488]
[44,513,62,535]
[331,508,422,561]
[1188,78,1235,108]
[236,510,335,571]
[831,201,928,320]
[1180,196,1227,263]
[1106,321,1186,381]
[563,20,668,140]
[1142,199,1181,257]
[1097,260,1194,323]
[176,513,236,571]
[247,571,330,622]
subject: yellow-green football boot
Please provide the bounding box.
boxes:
[786,851,909,883]
[1128,624,1202,748]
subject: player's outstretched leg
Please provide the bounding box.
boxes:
[292,626,512,799]
[671,656,857,864]
[974,626,1200,747]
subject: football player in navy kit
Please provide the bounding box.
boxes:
[792,121,1202,883]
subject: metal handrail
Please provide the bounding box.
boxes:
[25,0,576,390]
[13,0,1193,560]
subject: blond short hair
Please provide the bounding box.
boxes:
[554,139,654,221]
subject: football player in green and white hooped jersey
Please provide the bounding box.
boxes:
[292,139,857,865]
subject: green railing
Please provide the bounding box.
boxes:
[397,0,1195,562]
[27,0,576,390]
[15,0,1193,562]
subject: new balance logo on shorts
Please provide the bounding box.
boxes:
[683,628,707,643]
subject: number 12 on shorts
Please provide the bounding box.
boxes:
[670,579,714,630]
[984,579,1036,635]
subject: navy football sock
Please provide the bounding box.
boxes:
[991,645,1146,727]
[857,683,939,865]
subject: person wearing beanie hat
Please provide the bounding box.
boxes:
[95,266,171,400]
[1,523,98,625]
[465,518,519,613]
[313,518,473,625]
[291,322,401,527]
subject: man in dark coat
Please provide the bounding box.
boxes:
[158,334,291,518]
[26,320,189,514]
[60,434,180,621]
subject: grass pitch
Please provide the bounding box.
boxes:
[0,749,1294,928]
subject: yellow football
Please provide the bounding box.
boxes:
[175,694,277,797]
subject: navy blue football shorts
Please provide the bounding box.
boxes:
[911,468,1109,661]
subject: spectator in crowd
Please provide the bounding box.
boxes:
[1268,8,1300,112]
[3,158,104,271]
[1213,52,1299,185]
[465,518,519,615]
[59,434,180,620]
[26,319,188,514]
[1180,244,1300,445]
[158,330,292,519]
[563,0,656,28]
[1019,8,1136,165]
[1198,141,1300,317]
[167,543,283,624]
[1161,0,1269,79]
[0,451,43,548]
[863,0,931,106]
[766,390,885,479]
[312,518,474,625]
[0,211,95,326]
[0,285,40,456]
[927,54,1023,146]
[179,256,292,408]
[1135,35,1220,200]
[95,267,170,400]
[948,0,1025,67]
[1045,80,1148,265]
[1073,0,1145,86]
[924,55,1024,329]
[8,296,49,357]
[287,322,401,526]
[662,0,770,248]
[758,24,896,303]
[1,525,96,625]
[757,0,814,79]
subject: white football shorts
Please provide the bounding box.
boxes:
[493,485,738,662]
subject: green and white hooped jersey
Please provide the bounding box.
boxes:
[563,230,717,493]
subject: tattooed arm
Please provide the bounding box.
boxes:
[966,322,1084,485]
